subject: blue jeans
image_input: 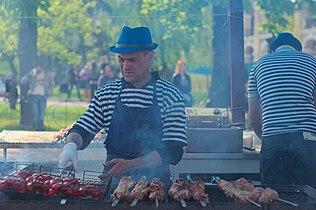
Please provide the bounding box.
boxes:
[29,95,47,131]
[261,132,316,187]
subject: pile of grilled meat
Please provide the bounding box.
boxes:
[110,176,165,207]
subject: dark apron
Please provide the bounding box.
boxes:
[105,80,170,182]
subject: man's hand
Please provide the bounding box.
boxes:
[58,142,78,172]
[103,151,162,178]
[103,158,136,177]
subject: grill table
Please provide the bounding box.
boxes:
[0,130,104,161]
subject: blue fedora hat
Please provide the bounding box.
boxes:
[110,26,158,53]
[270,32,302,52]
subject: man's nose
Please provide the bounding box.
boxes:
[122,60,130,69]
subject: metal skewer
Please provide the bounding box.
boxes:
[60,198,67,205]
[199,200,207,207]
[155,198,159,207]
[131,198,138,207]
[112,199,119,207]
[245,198,262,208]
[180,199,187,208]
[277,198,299,207]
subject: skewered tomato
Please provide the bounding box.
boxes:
[5,176,26,193]
[78,184,104,200]
[0,180,8,191]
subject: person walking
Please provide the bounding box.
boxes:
[79,63,91,101]
[171,59,193,107]
[5,74,18,110]
[89,62,99,99]
[58,26,187,183]
[67,65,81,100]
[21,61,55,131]
[248,32,316,187]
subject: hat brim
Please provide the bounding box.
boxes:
[270,38,302,51]
[109,43,158,53]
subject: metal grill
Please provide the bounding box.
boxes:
[0,162,111,201]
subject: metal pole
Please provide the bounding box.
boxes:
[228,0,246,125]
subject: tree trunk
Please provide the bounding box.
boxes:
[19,1,38,127]
[208,4,230,108]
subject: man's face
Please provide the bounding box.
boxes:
[118,51,153,88]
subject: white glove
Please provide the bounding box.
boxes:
[58,142,78,172]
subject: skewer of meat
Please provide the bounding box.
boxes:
[258,187,298,206]
[220,178,298,207]
[217,179,262,207]
[147,178,165,207]
[192,180,209,207]
[234,179,298,206]
[127,177,149,206]
[186,174,209,207]
[110,176,135,207]
[168,178,192,207]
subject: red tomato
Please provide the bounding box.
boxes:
[47,182,63,196]
[6,176,26,193]
[78,184,104,200]
[63,187,81,198]
[12,170,33,179]
[0,180,8,191]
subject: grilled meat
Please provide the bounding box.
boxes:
[258,188,280,203]
[147,178,165,202]
[192,180,209,203]
[249,187,265,201]
[110,176,135,202]
[168,178,192,201]
[218,178,280,204]
[126,177,149,201]
[233,177,255,191]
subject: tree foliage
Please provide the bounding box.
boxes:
[252,0,316,34]
[0,1,20,73]
[0,0,314,82]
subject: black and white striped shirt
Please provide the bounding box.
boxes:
[248,46,316,136]
[74,73,187,148]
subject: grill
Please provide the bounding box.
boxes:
[1,162,316,209]
[0,162,110,202]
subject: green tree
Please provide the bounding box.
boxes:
[255,0,316,35]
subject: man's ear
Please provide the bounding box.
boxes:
[147,50,154,59]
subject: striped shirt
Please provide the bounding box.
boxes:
[248,45,316,136]
[75,72,187,147]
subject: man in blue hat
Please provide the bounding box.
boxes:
[58,26,187,182]
[248,32,316,187]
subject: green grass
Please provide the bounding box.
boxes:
[0,102,86,131]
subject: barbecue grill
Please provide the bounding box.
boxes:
[1,162,316,209]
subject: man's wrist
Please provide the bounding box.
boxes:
[66,132,83,149]
[132,151,162,171]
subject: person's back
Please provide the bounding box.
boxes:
[248,32,316,188]
[249,46,316,136]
